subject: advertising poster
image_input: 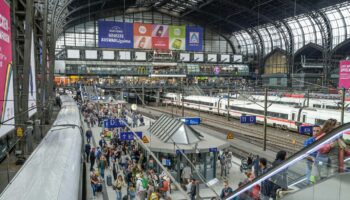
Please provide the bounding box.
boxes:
[152,24,169,50]
[0,0,15,137]
[186,26,203,51]
[169,25,186,50]
[339,60,350,89]
[29,32,37,118]
[98,21,134,48]
[134,23,152,49]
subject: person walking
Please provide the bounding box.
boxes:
[85,142,91,163]
[114,175,125,200]
[90,148,96,171]
[304,125,321,184]
[220,180,233,199]
[190,178,197,200]
[86,128,92,143]
[259,158,272,200]
[99,155,108,180]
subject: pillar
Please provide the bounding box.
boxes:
[26,125,34,153]
[34,119,41,141]
[156,90,160,106]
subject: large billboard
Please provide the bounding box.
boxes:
[152,24,169,50]
[0,0,15,137]
[98,21,203,51]
[29,32,37,117]
[134,23,152,49]
[98,21,134,48]
[339,60,350,89]
[169,25,186,50]
[186,26,203,51]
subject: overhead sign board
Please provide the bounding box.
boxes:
[299,126,313,135]
[209,147,218,152]
[240,116,256,124]
[176,149,185,155]
[179,117,201,125]
[103,118,126,128]
[120,132,134,141]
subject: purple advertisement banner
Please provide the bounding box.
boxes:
[98,21,134,48]
[186,26,203,51]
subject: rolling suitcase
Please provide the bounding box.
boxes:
[106,175,112,186]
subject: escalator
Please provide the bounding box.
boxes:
[226,122,350,200]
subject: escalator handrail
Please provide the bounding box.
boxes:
[226,122,350,199]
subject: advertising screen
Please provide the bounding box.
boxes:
[0,0,15,137]
[134,23,152,49]
[169,25,186,50]
[186,26,203,51]
[152,25,169,50]
[98,21,134,48]
[339,60,350,89]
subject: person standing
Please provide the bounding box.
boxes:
[181,165,192,184]
[136,174,146,200]
[114,175,125,200]
[259,158,272,200]
[220,180,233,199]
[85,142,91,163]
[271,150,288,200]
[190,178,197,200]
[86,128,92,143]
[90,148,96,171]
[304,125,321,184]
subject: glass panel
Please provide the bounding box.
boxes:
[227,122,350,200]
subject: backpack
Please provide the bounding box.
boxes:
[141,178,148,189]
[161,180,169,192]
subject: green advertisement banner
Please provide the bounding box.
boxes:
[169,25,186,50]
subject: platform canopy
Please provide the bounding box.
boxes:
[148,115,203,145]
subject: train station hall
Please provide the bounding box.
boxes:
[1,0,350,200]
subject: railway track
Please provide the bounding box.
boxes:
[137,105,308,154]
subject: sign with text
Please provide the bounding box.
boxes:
[339,60,350,89]
[120,132,134,141]
[209,147,218,152]
[103,118,126,128]
[98,21,134,48]
[152,24,169,50]
[299,126,313,135]
[179,117,201,125]
[186,26,203,51]
[240,116,256,124]
[0,0,15,138]
[176,149,185,155]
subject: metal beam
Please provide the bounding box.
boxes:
[181,0,215,17]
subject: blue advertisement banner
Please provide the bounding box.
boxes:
[98,21,134,48]
[186,26,203,51]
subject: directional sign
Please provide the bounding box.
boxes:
[227,133,234,140]
[179,117,201,125]
[240,116,256,124]
[136,131,143,139]
[17,127,23,137]
[299,126,313,135]
[162,158,171,166]
[142,136,149,143]
[209,147,218,152]
[176,149,185,155]
[120,132,134,141]
[104,118,126,128]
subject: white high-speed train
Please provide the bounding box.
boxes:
[0,96,85,200]
[163,93,350,132]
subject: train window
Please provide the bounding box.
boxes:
[326,105,338,110]
[313,104,322,108]
[292,113,295,121]
[302,115,306,123]
[315,118,326,125]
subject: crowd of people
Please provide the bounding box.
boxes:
[81,100,201,200]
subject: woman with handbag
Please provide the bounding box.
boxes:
[114,175,125,200]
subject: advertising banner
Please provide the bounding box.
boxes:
[339,60,350,89]
[98,21,133,48]
[134,23,152,49]
[186,26,203,51]
[29,32,37,118]
[152,24,169,50]
[169,25,186,50]
[0,0,15,137]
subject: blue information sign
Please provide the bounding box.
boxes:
[136,131,142,138]
[120,132,134,141]
[186,26,203,51]
[299,126,313,135]
[179,117,201,125]
[209,147,218,152]
[162,159,171,166]
[176,149,185,155]
[240,116,256,124]
[104,118,126,128]
[98,21,134,48]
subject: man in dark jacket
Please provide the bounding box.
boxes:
[220,180,233,199]
[85,142,91,162]
[190,179,197,200]
[90,148,96,171]
[260,157,272,200]
[271,150,288,199]
[85,129,92,143]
